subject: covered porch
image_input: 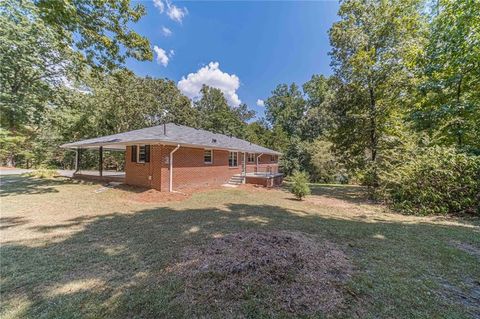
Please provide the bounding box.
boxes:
[71,146,126,183]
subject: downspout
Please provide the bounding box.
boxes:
[169,144,180,192]
[256,153,263,174]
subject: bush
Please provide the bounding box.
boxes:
[290,171,311,200]
[306,139,348,184]
[25,168,58,179]
[385,147,480,216]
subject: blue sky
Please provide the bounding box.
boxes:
[127,1,340,118]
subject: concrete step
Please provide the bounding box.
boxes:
[228,175,245,185]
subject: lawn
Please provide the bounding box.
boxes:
[1,175,479,318]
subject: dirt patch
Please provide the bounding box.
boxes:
[124,188,191,203]
[122,184,226,203]
[166,230,356,317]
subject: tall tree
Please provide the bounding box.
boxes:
[0,0,74,131]
[56,71,196,140]
[265,83,306,137]
[0,0,152,166]
[35,0,152,70]
[195,85,252,137]
[301,75,335,141]
[329,0,426,187]
[413,0,480,152]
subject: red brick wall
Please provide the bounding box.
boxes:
[125,146,151,188]
[125,145,279,191]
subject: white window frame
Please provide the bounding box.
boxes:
[228,151,238,167]
[270,155,276,162]
[137,144,147,163]
[204,149,213,164]
[247,153,255,163]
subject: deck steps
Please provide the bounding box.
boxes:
[227,175,245,185]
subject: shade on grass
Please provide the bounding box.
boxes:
[1,176,479,318]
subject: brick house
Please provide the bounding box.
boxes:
[62,123,282,191]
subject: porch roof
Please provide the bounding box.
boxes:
[61,123,282,155]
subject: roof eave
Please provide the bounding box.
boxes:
[61,139,282,155]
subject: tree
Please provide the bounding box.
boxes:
[0,0,74,131]
[329,0,427,188]
[265,83,306,137]
[301,75,335,141]
[55,71,195,138]
[413,0,480,152]
[305,139,347,183]
[0,0,152,167]
[35,0,152,70]
[195,85,251,138]
[289,171,311,200]
[245,120,270,147]
[0,0,152,131]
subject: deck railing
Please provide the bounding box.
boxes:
[253,166,275,176]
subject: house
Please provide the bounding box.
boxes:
[61,123,283,191]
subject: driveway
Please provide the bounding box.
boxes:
[0,168,33,175]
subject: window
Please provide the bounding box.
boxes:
[139,145,147,162]
[270,155,276,162]
[247,153,255,163]
[228,151,238,167]
[131,145,150,163]
[204,149,213,164]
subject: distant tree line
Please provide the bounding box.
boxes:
[1,0,478,215]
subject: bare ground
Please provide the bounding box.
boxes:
[167,230,358,317]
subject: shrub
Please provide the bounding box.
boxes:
[385,147,480,216]
[306,139,348,184]
[290,171,311,200]
[25,168,58,179]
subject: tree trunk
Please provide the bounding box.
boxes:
[369,87,379,188]
[6,154,15,167]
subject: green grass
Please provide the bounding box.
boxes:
[1,176,479,318]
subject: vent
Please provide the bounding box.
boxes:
[212,138,217,143]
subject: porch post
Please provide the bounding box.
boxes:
[243,152,246,183]
[74,148,79,173]
[99,146,103,177]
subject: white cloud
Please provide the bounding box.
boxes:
[167,2,188,23]
[161,26,172,36]
[153,45,172,67]
[153,0,165,13]
[256,99,265,107]
[154,0,188,23]
[178,62,241,107]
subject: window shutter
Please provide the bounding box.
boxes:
[131,146,137,162]
[145,145,150,163]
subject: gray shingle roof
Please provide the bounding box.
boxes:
[61,123,282,155]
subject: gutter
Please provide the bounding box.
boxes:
[169,144,180,192]
[256,153,263,173]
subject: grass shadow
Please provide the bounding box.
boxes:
[1,201,479,318]
[0,176,76,197]
[308,184,371,204]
